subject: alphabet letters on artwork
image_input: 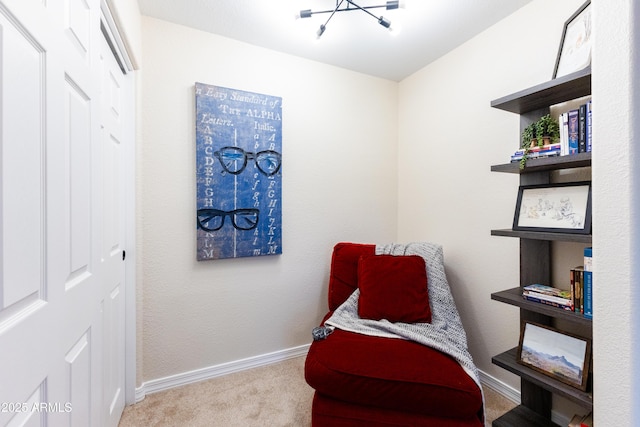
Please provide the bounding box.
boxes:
[195,83,282,260]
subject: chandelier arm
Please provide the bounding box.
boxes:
[322,0,346,26]
[345,0,382,21]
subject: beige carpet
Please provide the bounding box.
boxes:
[119,356,516,427]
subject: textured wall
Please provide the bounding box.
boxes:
[139,17,399,382]
[592,1,639,425]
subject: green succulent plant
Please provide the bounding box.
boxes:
[535,114,560,143]
[518,115,561,169]
[521,123,538,149]
[520,123,540,169]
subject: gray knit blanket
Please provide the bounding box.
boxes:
[325,242,481,389]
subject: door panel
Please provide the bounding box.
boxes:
[0,1,46,323]
[100,35,126,427]
[6,384,46,427]
[0,0,127,425]
[0,8,52,422]
[65,330,92,426]
[65,0,91,59]
[65,76,93,289]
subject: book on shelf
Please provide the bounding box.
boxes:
[579,103,587,153]
[570,269,575,310]
[584,247,593,319]
[510,151,560,162]
[513,143,562,155]
[557,100,592,157]
[567,109,580,154]
[559,112,569,156]
[586,100,592,153]
[510,143,561,162]
[522,284,573,311]
[523,294,573,310]
[523,283,571,298]
[523,291,572,304]
[571,266,584,314]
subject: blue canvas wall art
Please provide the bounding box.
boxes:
[195,83,282,260]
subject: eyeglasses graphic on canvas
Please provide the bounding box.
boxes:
[197,208,260,232]
[214,146,282,176]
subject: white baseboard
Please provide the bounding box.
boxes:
[478,368,521,404]
[134,343,311,403]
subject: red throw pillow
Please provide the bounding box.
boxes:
[328,242,376,311]
[357,254,431,323]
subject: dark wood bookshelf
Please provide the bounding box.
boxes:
[492,348,593,409]
[491,67,591,114]
[491,288,592,327]
[491,229,592,244]
[490,68,593,425]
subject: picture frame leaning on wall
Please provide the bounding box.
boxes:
[517,321,591,391]
[553,0,592,79]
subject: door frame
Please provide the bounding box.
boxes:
[100,0,137,406]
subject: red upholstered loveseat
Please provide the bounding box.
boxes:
[304,243,484,426]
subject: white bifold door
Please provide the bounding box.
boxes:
[0,0,129,426]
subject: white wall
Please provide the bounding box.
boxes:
[139,17,399,382]
[397,0,586,419]
[107,0,142,68]
[592,1,640,425]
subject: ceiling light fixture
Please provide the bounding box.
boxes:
[299,0,401,38]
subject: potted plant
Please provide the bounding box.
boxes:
[535,114,560,146]
[521,123,538,149]
[519,123,541,169]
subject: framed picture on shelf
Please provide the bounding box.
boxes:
[513,181,592,234]
[517,321,591,391]
[553,0,591,79]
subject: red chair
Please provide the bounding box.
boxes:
[304,242,484,426]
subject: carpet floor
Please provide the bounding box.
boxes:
[119,356,516,426]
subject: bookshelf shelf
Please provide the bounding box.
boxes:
[491,288,592,327]
[491,67,591,114]
[491,229,592,244]
[490,152,591,174]
[490,68,593,425]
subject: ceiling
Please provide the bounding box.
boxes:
[136,0,534,82]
